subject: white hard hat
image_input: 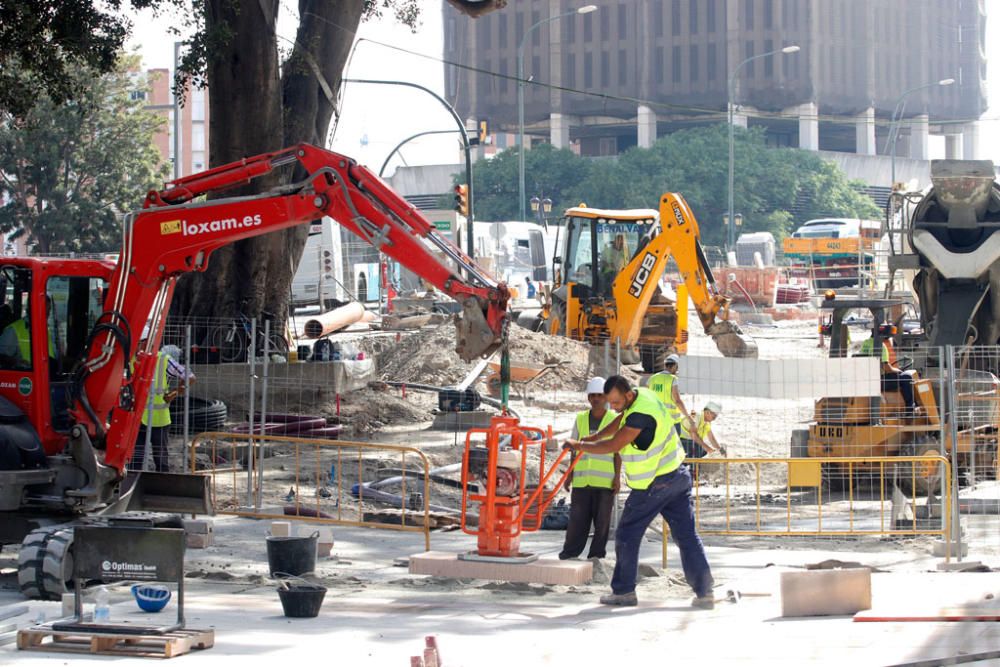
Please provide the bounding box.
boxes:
[705,401,722,415]
[665,353,680,365]
[585,377,606,395]
[162,344,182,361]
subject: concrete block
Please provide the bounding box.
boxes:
[186,532,214,549]
[408,551,592,586]
[931,540,968,558]
[780,569,871,617]
[270,521,291,537]
[316,527,334,557]
[183,519,213,535]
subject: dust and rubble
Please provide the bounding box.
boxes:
[373,322,641,390]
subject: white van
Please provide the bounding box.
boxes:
[291,217,346,309]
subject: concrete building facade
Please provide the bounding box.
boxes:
[443,0,987,160]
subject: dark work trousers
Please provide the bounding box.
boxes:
[611,465,713,597]
[882,371,915,408]
[559,486,615,559]
[130,425,170,473]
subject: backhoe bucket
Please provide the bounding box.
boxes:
[455,299,502,361]
[120,471,213,515]
[708,321,759,359]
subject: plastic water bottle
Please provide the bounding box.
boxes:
[93,586,110,622]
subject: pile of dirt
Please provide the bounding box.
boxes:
[375,323,640,391]
[334,387,435,434]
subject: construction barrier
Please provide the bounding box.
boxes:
[660,456,953,568]
[190,432,432,551]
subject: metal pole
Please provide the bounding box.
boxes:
[343,78,475,263]
[378,129,460,178]
[245,319,257,509]
[946,345,963,561]
[173,41,182,179]
[726,47,799,254]
[517,9,591,222]
[183,325,192,472]
[256,320,271,510]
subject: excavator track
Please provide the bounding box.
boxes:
[17,525,75,601]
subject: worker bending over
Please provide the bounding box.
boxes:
[559,377,621,561]
[680,401,726,458]
[565,375,714,609]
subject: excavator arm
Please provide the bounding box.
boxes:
[72,144,509,474]
[610,193,757,358]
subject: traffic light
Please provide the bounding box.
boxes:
[454,184,469,217]
[478,119,490,145]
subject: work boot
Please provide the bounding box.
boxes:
[691,595,715,610]
[599,591,638,606]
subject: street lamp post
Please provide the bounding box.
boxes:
[727,45,799,253]
[885,78,955,187]
[518,5,597,222]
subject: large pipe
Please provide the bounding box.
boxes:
[300,302,365,338]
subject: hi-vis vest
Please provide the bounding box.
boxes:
[647,371,681,420]
[572,409,619,489]
[681,413,712,441]
[620,388,683,490]
[141,352,172,428]
[11,318,55,362]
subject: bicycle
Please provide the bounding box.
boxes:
[209,310,290,363]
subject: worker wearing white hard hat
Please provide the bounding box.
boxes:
[680,401,726,458]
[559,376,621,561]
[647,352,696,439]
[130,325,195,474]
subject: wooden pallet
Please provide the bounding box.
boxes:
[17,625,214,658]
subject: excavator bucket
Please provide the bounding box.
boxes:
[120,471,213,515]
[708,321,759,359]
[454,298,502,361]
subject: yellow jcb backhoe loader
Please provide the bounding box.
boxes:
[529,192,757,371]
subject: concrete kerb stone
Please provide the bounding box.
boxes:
[780,568,872,617]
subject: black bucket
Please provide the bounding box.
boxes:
[266,532,318,577]
[276,578,327,618]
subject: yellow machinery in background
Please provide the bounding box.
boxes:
[799,297,999,493]
[529,192,757,372]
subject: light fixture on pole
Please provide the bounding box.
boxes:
[727,45,799,253]
[885,78,955,188]
[518,5,597,221]
[530,195,553,228]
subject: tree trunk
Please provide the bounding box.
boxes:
[171,0,363,329]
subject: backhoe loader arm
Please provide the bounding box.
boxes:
[74,144,509,472]
[657,193,757,358]
[609,192,757,358]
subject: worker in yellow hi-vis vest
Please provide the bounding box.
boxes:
[559,377,620,561]
[564,375,714,609]
[647,353,696,437]
[680,401,726,459]
[130,329,195,472]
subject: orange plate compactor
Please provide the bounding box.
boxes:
[459,414,576,562]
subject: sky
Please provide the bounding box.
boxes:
[128,1,1000,173]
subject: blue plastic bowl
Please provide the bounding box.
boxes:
[131,584,171,612]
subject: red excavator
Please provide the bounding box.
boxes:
[2,144,509,599]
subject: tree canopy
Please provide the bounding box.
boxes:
[0,55,167,254]
[467,125,881,244]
